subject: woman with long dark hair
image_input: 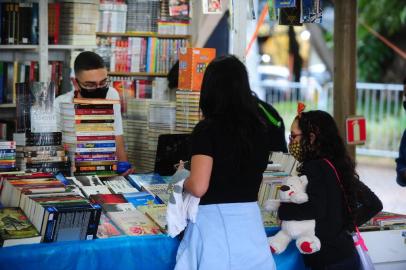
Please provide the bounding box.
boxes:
[174,55,276,269]
[281,109,382,270]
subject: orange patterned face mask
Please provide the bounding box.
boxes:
[288,141,303,162]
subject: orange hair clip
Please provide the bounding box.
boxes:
[297,102,306,117]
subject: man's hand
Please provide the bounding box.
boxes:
[117,161,134,176]
[120,167,135,177]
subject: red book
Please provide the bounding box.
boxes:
[89,194,127,204]
[76,135,115,141]
[48,3,60,44]
[74,109,114,115]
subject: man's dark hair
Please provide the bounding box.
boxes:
[74,51,105,74]
[403,77,406,85]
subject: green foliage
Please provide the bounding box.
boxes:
[357,0,406,82]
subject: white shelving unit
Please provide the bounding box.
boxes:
[0,0,97,99]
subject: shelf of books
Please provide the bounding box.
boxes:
[96,0,190,75]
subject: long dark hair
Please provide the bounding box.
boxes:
[198,55,264,157]
[296,110,359,227]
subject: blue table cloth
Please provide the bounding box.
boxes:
[0,227,307,270]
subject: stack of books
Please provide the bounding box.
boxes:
[60,98,119,178]
[58,0,98,45]
[0,141,16,172]
[148,100,176,153]
[97,2,127,33]
[13,132,70,174]
[124,100,177,173]
[175,90,201,132]
[158,0,190,35]
[126,0,160,33]
[124,99,150,172]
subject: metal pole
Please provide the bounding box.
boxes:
[334,0,357,160]
[230,0,247,62]
[39,0,48,82]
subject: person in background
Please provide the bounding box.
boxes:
[166,61,179,101]
[54,51,134,176]
[174,55,276,270]
[255,94,288,153]
[396,78,406,186]
[280,109,382,270]
[168,60,287,153]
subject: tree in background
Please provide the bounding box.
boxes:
[358,0,406,82]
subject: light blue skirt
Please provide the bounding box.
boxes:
[174,202,276,270]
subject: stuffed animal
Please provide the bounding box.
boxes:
[264,175,321,255]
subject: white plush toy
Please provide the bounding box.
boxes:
[264,175,321,254]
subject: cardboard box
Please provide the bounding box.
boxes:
[178,48,216,91]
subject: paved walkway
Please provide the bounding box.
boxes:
[356,157,406,214]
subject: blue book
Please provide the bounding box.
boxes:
[127,173,166,191]
[76,143,116,148]
[146,37,151,73]
[123,191,161,207]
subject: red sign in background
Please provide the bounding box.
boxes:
[346,116,367,145]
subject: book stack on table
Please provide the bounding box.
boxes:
[60,98,119,178]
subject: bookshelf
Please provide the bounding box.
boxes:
[0,0,99,104]
[0,45,39,50]
[107,72,167,77]
[96,32,191,40]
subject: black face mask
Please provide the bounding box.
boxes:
[403,101,406,111]
[79,86,109,99]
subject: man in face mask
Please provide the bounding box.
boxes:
[54,51,134,176]
[395,78,406,186]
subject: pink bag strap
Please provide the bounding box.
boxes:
[323,158,368,251]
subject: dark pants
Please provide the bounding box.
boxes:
[311,253,361,270]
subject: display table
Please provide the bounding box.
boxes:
[0,227,306,270]
[361,229,406,270]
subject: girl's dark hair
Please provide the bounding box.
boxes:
[296,110,360,228]
[198,55,264,157]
